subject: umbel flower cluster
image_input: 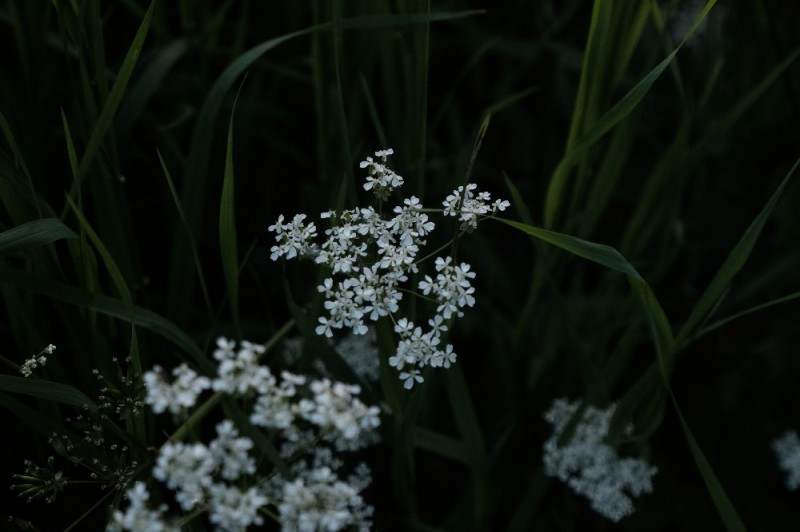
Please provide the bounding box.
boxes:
[269,149,509,389]
[542,398,657,522]
[110,337,380,531]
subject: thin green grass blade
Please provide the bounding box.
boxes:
[445,365,489,526]
[359,73,389,149]
[670,391,748,532]
[494,218,642,279]
[0,375,97,411]
[503,173,534,226]
[60,108,80,180]
[0,219,77,255]
[64,196,132,304]
[60,0,156,214]
[126,325,145,443]
[0,112,36,208]
[544,0,716,228]
[697,291,800,340]
[0,264,207,370]
[675,158,799,349]
[157,149,212,315]
[220,100,240,338]
[115,38,190,141]
[414,426,471,464]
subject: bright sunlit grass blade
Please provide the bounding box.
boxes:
[0,375,97,411]
[0,219,77,255]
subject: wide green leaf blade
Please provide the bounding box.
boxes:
[494,217,642,279]
[0,375,97,411]
[0,264,207,371]
[0,219,77,255]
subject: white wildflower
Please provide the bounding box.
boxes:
[144,364,211,415]
[212,337,273,395]
[296,378,381,451]
[19,344,56,377]
[107,482,177,532]
[207,483,268,531]
[269,149,507,390]
[268,214,318,260]
[443,183,509,231]
[360,148,403,200]
[542,398,657,522]
[773,430,800,490]
[153,441,215,511]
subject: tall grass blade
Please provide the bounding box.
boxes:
[220,99,240,338]
[670,392,748,532]
[64,196,132,304]
[60,0,156,212]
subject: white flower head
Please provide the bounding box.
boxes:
[360,148,403,200]
[542,398,657,522]
[20,344,56,378]
[144,364,211,415]
[443,183,509,231]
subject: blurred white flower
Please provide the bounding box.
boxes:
[773,430,800,490]
[542,397,657,522]
[144,364,210,415]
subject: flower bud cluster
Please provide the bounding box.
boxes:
[269,149,509,389]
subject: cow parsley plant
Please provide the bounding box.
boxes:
[269,149,509,389]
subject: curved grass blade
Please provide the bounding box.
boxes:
[697,291,800,340]
[675,157,799,349]
[495,216,747,528]
[157,149,213,316]
[0,219,77,255]
[63,196,132,304]
[670,391,747,532]
[0,375,97,411]
[115,38,190,142]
